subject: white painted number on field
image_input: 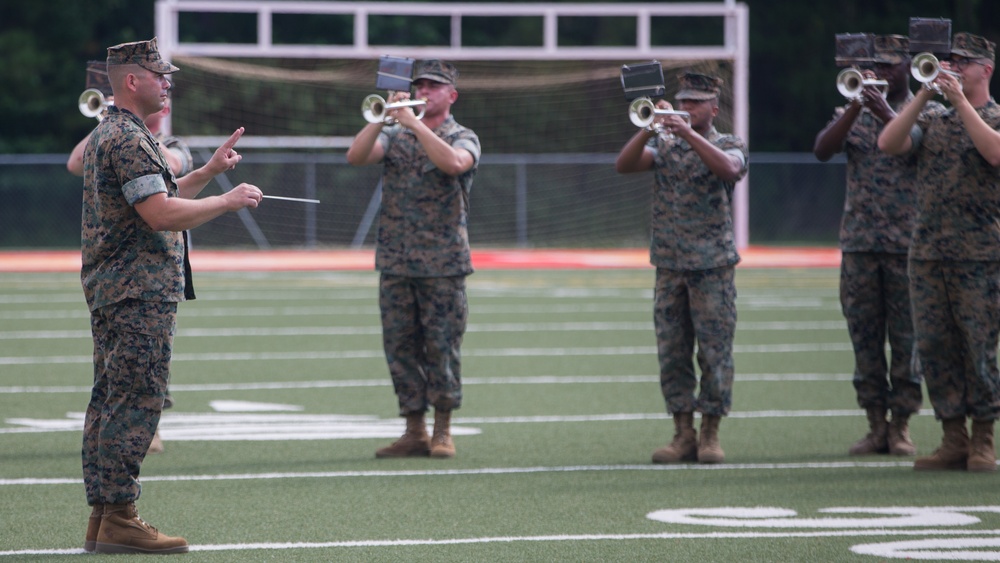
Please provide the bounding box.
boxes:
[4,400,481,441]
[648,506,1000,561]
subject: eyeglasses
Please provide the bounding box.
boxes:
[950,57,986,70]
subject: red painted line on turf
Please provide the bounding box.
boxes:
[0,246,841,273]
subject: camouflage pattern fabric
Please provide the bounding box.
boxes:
[106,37,179,74]
[380,274,467,414]
[374,115,479,414]
[905,99,1000,422]
[646,126,748,270]
[645,126,745,417]
[833,95,946,253]
[81,104,189,506]
[840,253,922,415]
[81,106,191,311]
[828,95,942,418]
[910,100,1000,261]
[654,266,736,416]
[909,260,1000,421]
[375,115,480,277]
[83,299,176,505]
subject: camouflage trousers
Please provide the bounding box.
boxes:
[840,252,922,415]
[83,299,175,506]
[379,274,467,415]
[654,266,736,417]
[909,260,1000,421]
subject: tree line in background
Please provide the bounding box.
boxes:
[1,0,998,154]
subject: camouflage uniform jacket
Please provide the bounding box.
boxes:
[376,115,481,277]
[647,126,748,270]
[81,106,189,311]
[835,94,946,253]
[910,98,1000,261]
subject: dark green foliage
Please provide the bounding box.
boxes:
[4,0,1000,153]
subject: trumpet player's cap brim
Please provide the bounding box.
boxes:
[951,32,996,62]
[413,59,458,86]
[107,37,179,74]
[874,35,910,64]
[674,72,722,101]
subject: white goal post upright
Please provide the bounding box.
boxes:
[155,0,750,248]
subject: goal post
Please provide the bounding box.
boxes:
[155,0,750,249]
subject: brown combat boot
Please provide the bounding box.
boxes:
[94,502,188,554]
[83,503,104,552]
[887,413,917,456]
[849,407,889,455]
[375,412,430,458]
[698,415,725,464]
[914,417,969,471]
[652,412,698,463]
[429,410,456,459]
[967,419,997,472]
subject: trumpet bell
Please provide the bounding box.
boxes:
[628,97,691,130]
[836,68,864,99]
[78,88,109,119]
[628,98,656,128]
[911,52,941,83]
[362,93,427,124]
[836,68,888,100]
[361,94,387,124]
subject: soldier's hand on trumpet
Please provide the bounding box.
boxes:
[932,61,964,102]
[653,100,691,138]
[856,69,896,122]
[387,91,420,128]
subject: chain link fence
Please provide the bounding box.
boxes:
[0,152,845,250]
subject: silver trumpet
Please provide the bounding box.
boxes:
[628,97,690,137]
[362,93,426,124]
[911,52,961,94]
[78,88,112,120]
[836,68,888,101]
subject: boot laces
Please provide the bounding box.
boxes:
[125,506,157,534]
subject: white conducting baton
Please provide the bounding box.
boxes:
[261,195,321,204]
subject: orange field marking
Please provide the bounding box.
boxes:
[0,246,841,273]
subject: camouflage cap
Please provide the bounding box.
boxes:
[951,32,996,62]
[874,35,910,64]
[413,59,458,86]
[85,61,113,97]
[675,72,722,101]
[106,37,179,74]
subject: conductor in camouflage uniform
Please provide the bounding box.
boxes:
[813,35,944,457]
[69,67,192,456]
[347,59,481,459]
[81,38,263,554]
[616,72,749,465]
[879,32,1000,472]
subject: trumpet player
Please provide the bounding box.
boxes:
[68,64,191,179]
[347,60,481,460]
[814,35,944,459]
[878,32,1000,472]
[616,72,748,465]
